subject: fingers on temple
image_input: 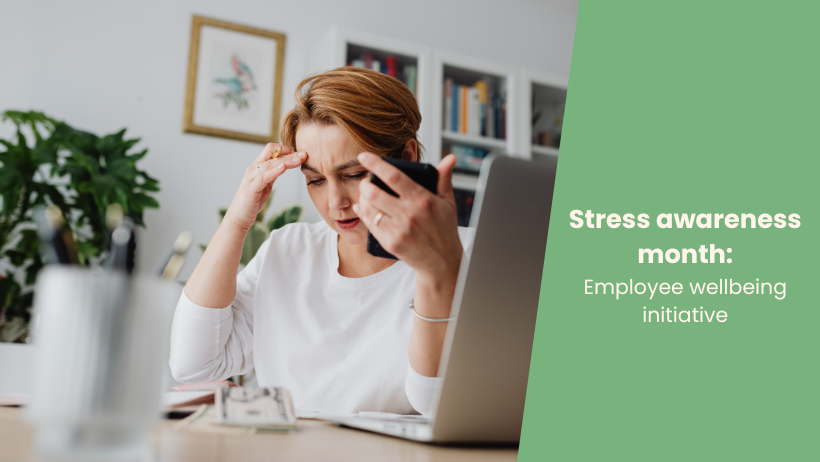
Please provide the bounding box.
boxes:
[254,143,294,164]
[257,152,307,173]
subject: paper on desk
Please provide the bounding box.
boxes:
[216,386,297,430]
[176,405,257,434]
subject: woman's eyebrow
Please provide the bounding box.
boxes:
[301,163,319,174]
[334,160,362,172]
[300,160,362,174]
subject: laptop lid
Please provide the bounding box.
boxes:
[431,154,557,443]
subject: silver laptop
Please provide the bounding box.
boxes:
[323,154,557,443]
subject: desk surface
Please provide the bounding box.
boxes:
[0,407,517,462]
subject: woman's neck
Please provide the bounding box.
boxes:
[337,235,396,278]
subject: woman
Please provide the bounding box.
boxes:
[169,67,473,416]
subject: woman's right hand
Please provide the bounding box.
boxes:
[224,143,308,232]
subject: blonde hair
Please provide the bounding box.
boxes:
[280,67,422,160]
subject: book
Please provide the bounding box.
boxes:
[474,79,488,137]
[386,55,397,78]
[451,85,458,133]
[460,86,468,134]
[442,76,506,139]
[453,189,476,227]
[465,87,473,135]
[487,77,496,138]
[163,380,237,412]
[468,87,480,136]
[405,65,417,95]
[444,78,453,131]
[499,79,507,140]
[449,144,489,174]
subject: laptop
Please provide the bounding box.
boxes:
[321,154,558,443]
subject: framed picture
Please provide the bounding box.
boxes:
[183,15,286,144]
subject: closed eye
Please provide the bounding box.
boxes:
[345,172,367,181]
[306,178,325,186]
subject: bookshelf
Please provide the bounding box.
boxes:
[307,27,432,147]
[519,69,568,162]
[430,51,519,192]
[306,28,567,224]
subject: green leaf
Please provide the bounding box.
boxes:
[134,193,159,208]
[256,193,274,223]
[128,148,148,162]
[241,223,270,266]
[267,205,303,232]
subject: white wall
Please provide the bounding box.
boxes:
[0,0,575,279]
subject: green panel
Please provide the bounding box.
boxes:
[519,1,818,460]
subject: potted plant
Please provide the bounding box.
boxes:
[0,110,160,345]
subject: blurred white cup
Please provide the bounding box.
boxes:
[26,266,181,461]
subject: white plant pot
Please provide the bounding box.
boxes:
[0,342,35,405]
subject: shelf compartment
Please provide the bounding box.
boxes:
[442,131,506,151]
[532,145,559,157]
[452,173,479,191]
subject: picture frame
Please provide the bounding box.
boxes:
[183,15,286,144]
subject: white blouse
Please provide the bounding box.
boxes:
[169,221,475,416]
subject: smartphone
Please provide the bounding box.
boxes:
[366,157,438,260]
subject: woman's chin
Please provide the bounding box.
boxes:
[331,219,368,245]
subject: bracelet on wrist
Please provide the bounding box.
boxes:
[408,299,454,323]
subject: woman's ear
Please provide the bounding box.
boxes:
[401,139,418,162]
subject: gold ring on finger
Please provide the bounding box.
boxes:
[374,211,385,226]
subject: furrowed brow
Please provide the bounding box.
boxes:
[301,163,319,174]
[334,161,362,172]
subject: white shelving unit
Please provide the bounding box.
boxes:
[306,28,568,192]
[307,27,432,149]
[531,145,560,157]
[519,69,568,162]
[430,50,519,191]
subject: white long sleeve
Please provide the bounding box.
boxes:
[168,222,475,415]
[168,291,253,383]
[169,237,268,383]
[405,365,444,416]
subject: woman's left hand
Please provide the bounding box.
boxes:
[353,153,463,286]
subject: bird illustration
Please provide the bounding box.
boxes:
[214,54,257,109]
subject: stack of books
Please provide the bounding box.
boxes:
[445,144,489,176]
[453,189,476,227]
[349,53,417,96]
[443,77,506,139]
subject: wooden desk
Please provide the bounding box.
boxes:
[0,407,516,461]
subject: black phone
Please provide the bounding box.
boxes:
[366,157,438,260]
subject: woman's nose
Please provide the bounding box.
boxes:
[328,181,351,210]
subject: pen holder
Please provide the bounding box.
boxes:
[26,266,181,461]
